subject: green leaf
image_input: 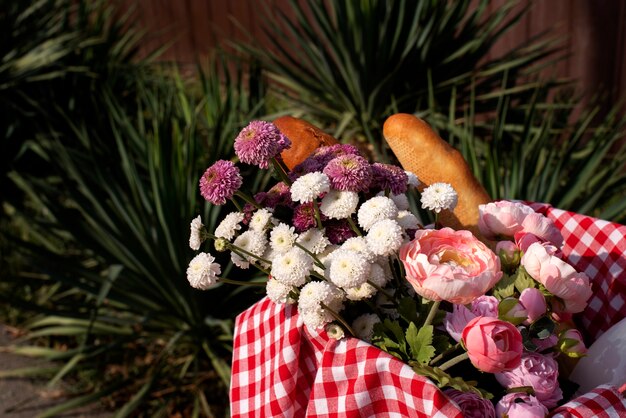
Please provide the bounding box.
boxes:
[406,323,436,364]
[410,362,494,399]
[513,267,536,293]
[492,273,516,299]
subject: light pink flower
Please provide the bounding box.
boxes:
[443,388,496,418]
[462,316,523,373]
[495,352,563,408]
[519,287,547,323]
[444,304,476,342]
[496,240,521,269]
[521,242,592,313]
[520,212,564,247]
[558,328,588,358]
[399,228,502,304]
[496,393,548,418]
[478,201,535,240]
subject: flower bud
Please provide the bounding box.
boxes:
[496,240,521,271]
[519,288,547,323]
[558,328,588,358]
[498,297,528,325]
[214,238,229,252]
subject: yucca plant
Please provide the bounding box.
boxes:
[238,0,561,160]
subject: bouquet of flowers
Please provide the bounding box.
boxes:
[187,119,597,417]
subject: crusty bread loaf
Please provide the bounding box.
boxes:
[275,116,339,170]
[383,113,491,236]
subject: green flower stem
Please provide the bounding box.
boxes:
[294,242,325,270]
[271,157,292,186]
[310,270,327,281]
[228,246,271,272]
[219,277,267,286]
[423,300,441,327]
[313,201,324,230]
[231,198,243,212]
[321,303,355,337]
[346,217,363,236]
[366,280,394,301]
[438,352,469,372]
[235,191,261,209]
[429,343,461,366]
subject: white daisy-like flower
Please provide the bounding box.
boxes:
[189,215,204,250]
[396,210,421,230]
[405,171,420,188]
[270,247,313,286]
[259,246,278,269]
[420,182,458,213]
[298,281,345,330]
[366,219,403,256]
[270,223,297,254]
[215,212,244,240]
[357,196,398,231]
[329,249,370,289]
[352,313,381,342]
[296,228,330,254]
[231,230,267,269]
[340,237,375,263]
[290,171,331,203]
[345,283,377,301]
[266,278,295,305]
[320,190,359,219]
[325,323,345,340]
[249,208,275,232]
[186,252,221,289]
[376,191,409,211]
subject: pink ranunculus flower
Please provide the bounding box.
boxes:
[462,316,523,373]
[471,295,499,317]
[521,242,592,313]
[496,240,521,270]
[443,304,476,342]
[495,352,563,408]
[520,212,564,247]
[478,201,535,240]
[399,228,502,304]
[519,287,547,323]
[496,393,549,418]
[558,328,588,358]
[443,388,496,418]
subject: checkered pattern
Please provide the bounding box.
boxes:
[231,204,626,417]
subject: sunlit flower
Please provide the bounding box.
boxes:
[199,160,242,205]
[187,252,221,289]
[420,182,458,213]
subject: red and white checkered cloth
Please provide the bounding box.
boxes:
[231,204,626,417]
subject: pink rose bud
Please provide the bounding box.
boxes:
[478,201,535,240]
[519,288,547,323]
[496,393,548,418]
[471,295,499,318]
[498,297,528,325]
[444,388,496,418]
[495,352,563,408]
[443,304,476,343]
[462,316,523,373]
[496,240,521,271]
[558,328,588,358]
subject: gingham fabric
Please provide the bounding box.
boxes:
[231,204,626,417]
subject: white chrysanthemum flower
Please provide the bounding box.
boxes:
[186,252,221,290]
[396,210,421,230]
[352,313,381,342]
[215,212,244,240]
[296,228,330,254]
[376,191,409,211]
[345,283,377,301]
[357,196,398,231]
[405,171,420,188]
[298,281,344,330]
[249,208,275,232]
[369,262,389,287]
[189,215,204,250]
[259,246,278,269]
[340,237,375,263]
[270,223,297,254]
[231,230,267,269]
[313,244,339,276]
[320,190,359,219]
[366,219,403,256]
[329,250,370,289]
[325,323,345,340]
[420,182,458,213]
[271,247,313,286]
[290,171,330,203]
[266,278,295,305]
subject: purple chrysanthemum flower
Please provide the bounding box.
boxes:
[258,182,293,209]
[324,219,357,244]
[289,158,324,181]
[292,202,325,232]
[323,154,372,192]
[199,160,242,205]
[234,121,291,169]
[311,144,362,167]
[371,163,409,195]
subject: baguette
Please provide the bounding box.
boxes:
[274,116,339,170]
[382,113,491,236]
